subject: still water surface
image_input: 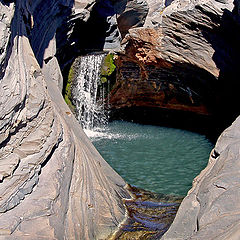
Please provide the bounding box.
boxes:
[86,121,214,196]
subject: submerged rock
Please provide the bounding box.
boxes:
[111,186,182,240]
[108,0,240,238]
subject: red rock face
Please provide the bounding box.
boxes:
[109,0,240,128]
[108,29,215,116]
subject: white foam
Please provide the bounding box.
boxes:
[84,129,110,139]
[84,127,139,141]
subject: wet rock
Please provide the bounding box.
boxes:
[112,186,182,239]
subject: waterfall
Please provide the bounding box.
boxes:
[72,53,108,131]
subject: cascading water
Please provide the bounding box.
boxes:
[72,53,108,131]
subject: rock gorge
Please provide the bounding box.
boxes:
[0,0,240,239]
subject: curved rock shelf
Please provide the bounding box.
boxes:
[110,0,240,136]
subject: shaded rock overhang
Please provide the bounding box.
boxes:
[107,0,240,140]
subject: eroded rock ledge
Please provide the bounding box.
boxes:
[109,0,240,136]
[111,0,240,239]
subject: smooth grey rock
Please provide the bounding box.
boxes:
[1,0,240,239]
[0,2,14,73]
[117,0,149,38]
[110,0,240,238]
[144,0,165,27]
[104,15,122,50]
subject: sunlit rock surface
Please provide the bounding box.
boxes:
[0,1,131,239]
[108,0,240,238]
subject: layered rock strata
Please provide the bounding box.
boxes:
[1,0,240,239]
[107,1,240,238]
[0,1,131,239]
[109,0,240,132]
[56,0,150,75]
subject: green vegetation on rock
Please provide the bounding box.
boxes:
[62,53,117,113]
[98,53,117,101]
[100,53,116,84]
[64,63,75,112]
